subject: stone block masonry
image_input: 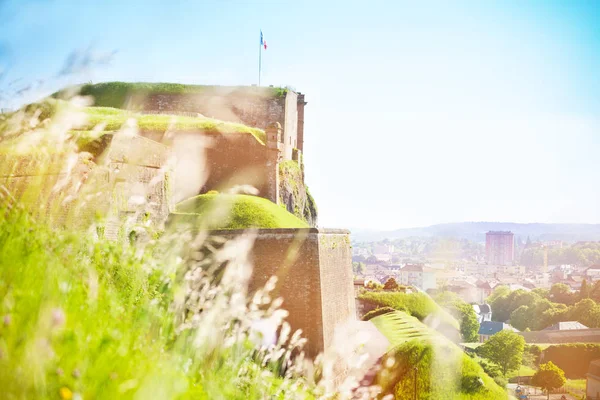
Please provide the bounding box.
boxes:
[140,86,303,157]
[203,228,356,359]
[0,133,171,239]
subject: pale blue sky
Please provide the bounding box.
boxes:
[1,0,599,229]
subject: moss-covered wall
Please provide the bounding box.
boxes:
[278,160,318,227]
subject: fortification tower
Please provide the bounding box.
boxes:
[265,121,282,204]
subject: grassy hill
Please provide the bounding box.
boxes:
[172,193,309,230]
[0,201,321,399]
[371,311,507,399]
[0,99,266,147]
[55,82,288,110]
[359,291,461,331]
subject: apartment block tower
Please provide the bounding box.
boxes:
[486,231,515,265]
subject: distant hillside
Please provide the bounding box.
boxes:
[353,222,600,243]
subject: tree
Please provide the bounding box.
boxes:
[580,279,590,300]
[568,298,600,327]
[352,261,365,275]
[366,255,378,264]
[477,330,525,376]
[549,283,575,305]
[457,302,480,342]
[591,280,600,303]
[531,362,566,400]
[383,277,399,291]
[509,305,531,331]
[434,291,479,342]
[532,287,549,298]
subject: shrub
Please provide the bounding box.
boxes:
[543,343,600,378]
[523,344,542,367]
[434,291,480,342]
[531,362,566,396]
[383,277,400,291]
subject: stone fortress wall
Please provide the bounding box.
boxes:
[204,228,355,359]
[1,86,354,358]
[137,87,310,221]
[0,134,171,239]
[139,86,306,161]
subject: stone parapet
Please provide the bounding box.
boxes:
[205,228,355,358]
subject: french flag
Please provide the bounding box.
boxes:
[260,30,267,50]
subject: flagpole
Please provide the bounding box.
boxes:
[258,30,262,86]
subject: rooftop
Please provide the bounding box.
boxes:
[402,264,424,272]
[478,321,518,336]
[542,321,589,331]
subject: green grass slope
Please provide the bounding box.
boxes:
[0,208,313,399]
[173,194,309,230]
[371,311,508,399]
[56,82,288,109]
[359,290,460,331]
[0,99,266,146]
[81,106,265,143]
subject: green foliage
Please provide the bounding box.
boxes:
[362,307,397,321]
[172,194,309,230]
[521,241,600,267]
[543,343,600,378]
[580,279,590,300]
[352,261,365,275]
[371,312,507,399]
[56,82,283,109]
[81,106,267,144]
[0,208,312,399]
[469,354,504,381]
[486,285,600,331]
[476,330,525,376]
[531,362,566,398]
[3,99,267,146]
[433,291,480,342]
[359,291,460,330]
[278,160,317,226]
[365,281,383,290]
[548,283,576,305]
[523,344,542,367]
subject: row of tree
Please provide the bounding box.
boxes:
[520,241,600,266]
[488,282,600,331]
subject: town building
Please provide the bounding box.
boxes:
[587,359,600,399]
[398,264,436,292]
[373,244,394,254]
[485,231,514,265]
[586,265,600,280]
[478,321,518,343]
[473,304,492,324]
[542,321,589,331]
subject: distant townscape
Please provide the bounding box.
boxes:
[352,227,600,398]
[352,229,600,299]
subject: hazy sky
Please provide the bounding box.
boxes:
[1,0,599,230]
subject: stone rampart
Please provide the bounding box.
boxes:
[0,133,171,237]
[204,228,356,358]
